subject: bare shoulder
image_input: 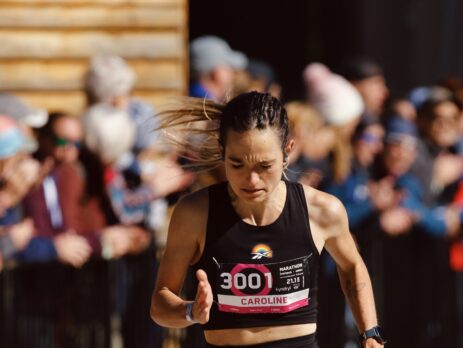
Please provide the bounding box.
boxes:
[170,186,209,240]
[301,184,348,229]
[167,186,209,263]
[173,186,209,220]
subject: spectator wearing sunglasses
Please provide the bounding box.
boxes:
[19,113,140,267]
[17,113,92,266]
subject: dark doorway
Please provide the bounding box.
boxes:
[190,0,463,100]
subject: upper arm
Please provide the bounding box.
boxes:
[154,189,208,295]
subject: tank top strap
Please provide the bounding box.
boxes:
[287,181,310,222]
[285,181,320,257]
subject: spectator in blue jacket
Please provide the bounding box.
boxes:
[0,115,38,267]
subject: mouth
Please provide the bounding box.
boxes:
[241,188,264,195]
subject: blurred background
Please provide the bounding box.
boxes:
[1,0,463,347]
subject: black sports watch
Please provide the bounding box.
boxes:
[358,326,387,345]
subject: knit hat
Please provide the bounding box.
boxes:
[0,115,28,159]
[0,93,48,128]
[385,117,418,145]
[304,63,364,126]
[85,55,136,103]
[190,36,248,76]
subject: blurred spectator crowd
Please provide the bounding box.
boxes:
[1,35,463,348]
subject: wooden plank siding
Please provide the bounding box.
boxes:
[0,6,185,29]
[0,0,184,6]
[14,90,182,114]
[0,31,183,59]
[0,0,188,114]
[0,60,182,90]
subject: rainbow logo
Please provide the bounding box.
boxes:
[251,244,273,260]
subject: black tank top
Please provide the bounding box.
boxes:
[194,181,320,330]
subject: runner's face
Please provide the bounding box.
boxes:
[224,127,284,203]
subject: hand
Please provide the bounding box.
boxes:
[380,207,415,236]
[101,225,133,259]
[445,206,461,239]
[192,269,213,324]
[127,226,151,254]
[54,232,92,268]
[8,218,34,250]
[102,225,152,259]
[141,157,195,198]
[368,177,402,211]
[433,154,463,189]
[363,337,384,347]
[1,156,41,208]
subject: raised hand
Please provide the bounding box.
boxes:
[192,269,213,324]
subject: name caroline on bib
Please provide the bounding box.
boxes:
[241,296,288,306]
[214,255,311,314]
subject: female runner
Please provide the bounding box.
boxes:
[151,92,385,347]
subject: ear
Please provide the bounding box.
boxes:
[284,139,295,161]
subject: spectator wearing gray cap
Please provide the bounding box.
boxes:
[189,36,248,102]
[0,115,39,268]
[84,55,160,153]
[0,92,48,154]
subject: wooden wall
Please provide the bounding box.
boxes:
[0,0,188,113]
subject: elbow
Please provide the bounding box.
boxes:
[150,295,177,328]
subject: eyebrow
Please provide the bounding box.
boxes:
[228,156,242,162]
[227,156,276,164]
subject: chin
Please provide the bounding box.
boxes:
[237,190,268,203]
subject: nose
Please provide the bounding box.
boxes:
[246,171,260,186]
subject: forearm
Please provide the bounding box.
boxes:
[338,260,378,332]
[151,287,194,328]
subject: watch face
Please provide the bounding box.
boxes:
[373,326,387,344]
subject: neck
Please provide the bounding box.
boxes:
[228,181,286,226]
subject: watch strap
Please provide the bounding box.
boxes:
[185,302,198,323]
[359,326,387,345]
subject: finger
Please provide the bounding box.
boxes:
[196,269,208,283]
[195,281,207,301]
[72,248,90,262]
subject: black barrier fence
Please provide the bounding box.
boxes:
[0,248,163,348]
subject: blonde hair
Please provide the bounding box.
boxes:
[285,101,324,137]
[332,130,353,183]
[156,97,225,171]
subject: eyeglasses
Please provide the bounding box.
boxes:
[54,135,82,149]
[360,133,383,144]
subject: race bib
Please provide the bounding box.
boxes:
[213,255,311,314]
